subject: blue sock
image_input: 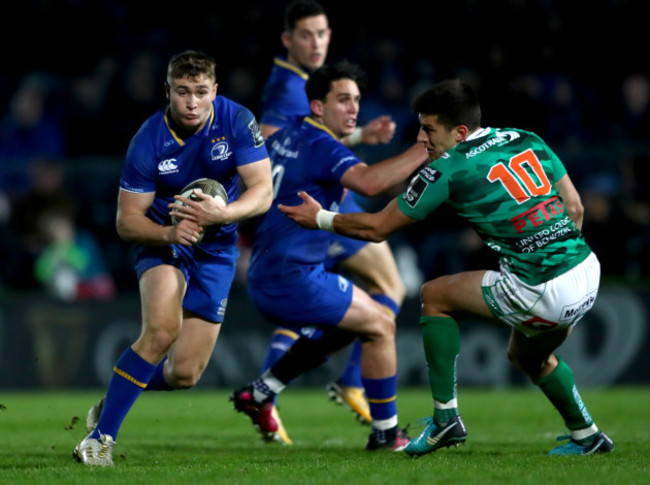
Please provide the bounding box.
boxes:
[371,294,400,318]
[338,340,363,388]
[362,375,398,421]
[261,328,299,373]
[145,356,173,391]
[91,347,155,440]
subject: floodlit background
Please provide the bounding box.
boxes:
[0,0,648,389]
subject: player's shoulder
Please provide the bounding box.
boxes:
[270,56,309,81]
[127,107,167,153]
[214,95,253,117]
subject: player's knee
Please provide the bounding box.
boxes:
[507,347,521,369]
[362,309,395,342]
[386,278,406,306]
[421,278,444,315]
[507,347,548,380]
[137,326,180,357]
[166,361,206,389]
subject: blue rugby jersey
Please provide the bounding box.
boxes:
[259,56,310,130]
[119,95,268,251]
[247,117,362,284]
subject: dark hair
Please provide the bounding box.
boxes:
[284,0,326,32]
[412,79,481,130]
[167,50,217,83]
[305,61,366,102]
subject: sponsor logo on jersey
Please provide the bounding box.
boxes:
[270,138,299,158]
[403,174,428,208]
[560,293,596,322]
[420,166,443,183]
[510,196,566,233]
[466,130,520,159]
[158,158,179,175]
[248,118,265,148]
[211,140,232,161]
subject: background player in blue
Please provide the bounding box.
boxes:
[73,50,273,466]
[280,79,614,457]
[231,61,426,451]
[255,0,408,441]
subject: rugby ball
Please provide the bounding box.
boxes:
[171,178,229,243]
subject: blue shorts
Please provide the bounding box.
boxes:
[133,244,239,323]
[325,191,367,270]
[248,263,354,328]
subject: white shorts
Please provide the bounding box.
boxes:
[481,252,600,337]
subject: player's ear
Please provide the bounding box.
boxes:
[455,125,469,142]
[310,99,324,118]
[281,31,291,50]
[165,82,170,100]
[212,83,218,98]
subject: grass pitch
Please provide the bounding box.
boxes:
[0,387,647,484]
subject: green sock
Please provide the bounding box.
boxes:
[420,316,460,405]
[534,356,593,430]
[433,407,459,424]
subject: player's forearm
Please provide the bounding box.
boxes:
[116,213,173,245]
[356,144,427,196]
[328,212,388,243]
[223,182,273,222]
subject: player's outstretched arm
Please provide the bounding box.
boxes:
[342,115,396,147]
[341,143,428,197]
[279,192,415,242]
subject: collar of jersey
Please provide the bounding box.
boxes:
[465,126,491,141]
[304,117,339,140]
[274,56,309,80]
[164,104,216,146]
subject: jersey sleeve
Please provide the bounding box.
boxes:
[397,164,450,220]
[313,137,361,183]
[119,133,157,193]
[548,145,567,181]
[232,108,269,166]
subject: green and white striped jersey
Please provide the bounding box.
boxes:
[397,127,592,285]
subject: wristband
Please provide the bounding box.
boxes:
[316,209,337,232]
[347,127,363,146]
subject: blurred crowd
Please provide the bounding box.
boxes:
[0,0,648,300]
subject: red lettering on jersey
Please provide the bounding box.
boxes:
[511,196,561,233]
[513,219,527,232]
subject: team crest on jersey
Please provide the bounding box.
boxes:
[249,119,265,148]
[158,158,179,175]
[211,141,232,161]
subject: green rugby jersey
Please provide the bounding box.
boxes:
[398,127,592,285]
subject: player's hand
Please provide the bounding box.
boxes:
[169,190,229,227]
[169,219,203,246]
[278,191,322,229]
[361,115,396,145]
